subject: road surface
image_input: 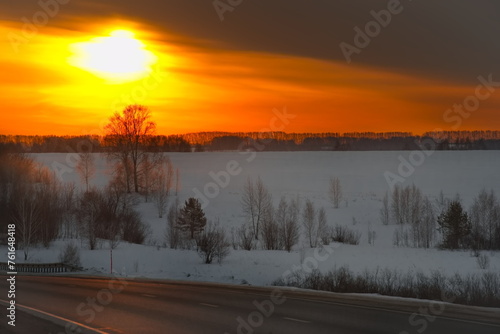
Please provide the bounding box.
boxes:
[0,275,499,334]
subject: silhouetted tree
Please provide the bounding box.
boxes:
[105,105,156,193]
[438,201,471,249]
[176,198,207,239]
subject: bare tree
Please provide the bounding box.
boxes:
[400,185,411,225]
[151,156,174,218]
[273,197,302,252]
[302,199,317,248]
[420,197,436,249]
[36,177,63,247]
[408,185,423,245]
[470,189,500,250]
[76,152,95,193]
[11,184,41,260]
[329,177,343,208]
[75,190,101,250]
[391,185,402,224]
[380,191,390,225]
[241,176,272,240]
[139,153,154,202]
[317,207,329,245]
[196,221,230,264]
[105,104,156,193]
[285,196,301,251]
[175,167,181,196]
[261,206,279,250]
[367,223,376,246]
[165,200,181,249]
[238,223,255,250]
[435,190,449,216]
[99,187,123,250]
[60,182,77,239]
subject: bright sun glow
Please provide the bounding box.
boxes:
[68,29,157,83]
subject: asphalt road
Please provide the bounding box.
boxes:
[0,275,499,334]
[0,306,68,334]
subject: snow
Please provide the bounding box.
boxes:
[6,151,500,286]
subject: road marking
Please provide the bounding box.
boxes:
[142,294,157,298]
[199,303,219,308]
[0,299,108,334]
[99,327,126,334]
[283,317,310,324]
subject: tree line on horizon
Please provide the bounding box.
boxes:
[1,130,500,153]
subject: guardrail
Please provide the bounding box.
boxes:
[0,262,81,273]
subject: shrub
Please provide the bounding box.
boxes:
[330,224,361,245]
[196,222,230,264]
[58,242,81,269]
[238,223,255,251]
[121,210,149,244]
[272,267,500,307]
[476,253,490,270]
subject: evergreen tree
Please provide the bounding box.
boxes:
[176,198,207,239]
[437,200,471,249]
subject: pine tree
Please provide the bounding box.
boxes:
[437,200,471,249]
[176,198,207,239]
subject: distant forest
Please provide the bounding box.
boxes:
[1,130,500,153]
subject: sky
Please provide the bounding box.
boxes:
[1,0,500,135]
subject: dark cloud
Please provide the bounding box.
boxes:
[4,0,500,83]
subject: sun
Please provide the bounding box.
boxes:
[68,29,157,83]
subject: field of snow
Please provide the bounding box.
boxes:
[16,151,500,285]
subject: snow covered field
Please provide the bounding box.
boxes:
[16,151,500,285]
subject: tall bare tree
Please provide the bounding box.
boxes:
[104,105,156,193]
[241,176,272,240]
[75,190,101,250]
[140,153,168,202]
[175,167,181,196]
[317,207,329,245]
[261,206,279,250]
[151,156,174,218]
[276,197,300,252]
[166,199,181,249]
[329,177,343,208]
[76,152,95,193]
[11,184,41,260]
[302,199,317,248]
[470,189,500,250]
[380,191,390,225]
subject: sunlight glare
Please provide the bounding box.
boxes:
[68,29,157,83]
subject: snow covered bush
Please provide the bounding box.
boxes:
[330,224,361,245]
[58,242,81,268]
[274,267,500,307]
[196,222,230,264]
[476,253,490,270]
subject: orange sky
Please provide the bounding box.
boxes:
[1,15,499,136]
